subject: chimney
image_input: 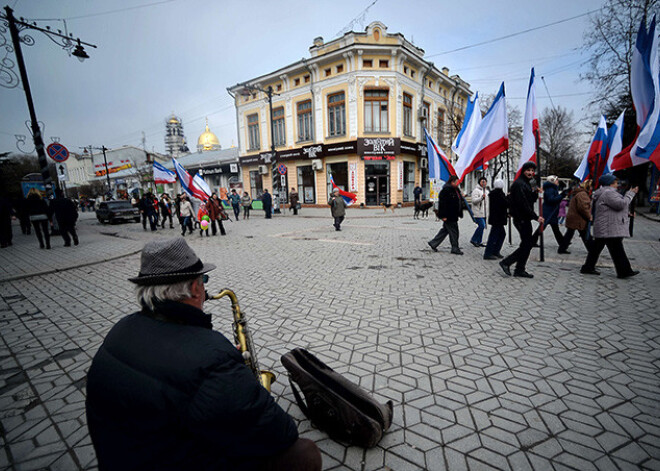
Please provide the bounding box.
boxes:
[313,36,324,47]
[442,67,449,76]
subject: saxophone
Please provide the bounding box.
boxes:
[206,289,276,392]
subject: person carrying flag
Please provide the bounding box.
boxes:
[499,162,543,278]
[328,188,347,231]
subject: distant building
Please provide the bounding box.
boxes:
[197,118,222,152]
[162,147,240,197]
[165,114,189,158]
[227,21,472,206]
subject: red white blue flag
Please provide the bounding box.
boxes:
[604,111,626,175]
[516,68,539,178]
[425,127,456,182]
[153,161,176,184]
[173,158,209,201]
[330,175,357,206]
[454,83,509,183]
[574,115,608,182]
[612,15,660,170]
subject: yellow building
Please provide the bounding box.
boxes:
[227,21,471,207]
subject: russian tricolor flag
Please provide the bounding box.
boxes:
[153,161,177,184]
[173,158,209,201]
[574,115,608,182]
[453,82,509,183]
[612,15,660,170]
[329,175,357,206]
[516,68,539,178]
[425,127,456,182]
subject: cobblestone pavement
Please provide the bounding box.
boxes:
[1,208,659,470]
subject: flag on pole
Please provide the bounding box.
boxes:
[454,82,509,183]
[172,158,209,201]
[574,115,608,182]
[425,127,456,182]
[329,175,357,206]
[452,92,482,157]
[193,173,212,198]
[603,110,626,175]
[516,68,539,178]
[611,15,660,170]
[153,161,177,184]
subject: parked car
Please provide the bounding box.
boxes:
[96,200,140,224]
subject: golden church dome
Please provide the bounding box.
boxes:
[197,119,221,151]
[168,114,180,124]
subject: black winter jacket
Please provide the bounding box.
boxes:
[508,176,538,222]
[51,197,78,226]
[488,188,508,226]
[86,300,298,471]
[541,182,564,226]
[25,194,51,218]
[436,183,463,222]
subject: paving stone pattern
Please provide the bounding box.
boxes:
[1,208,659,470]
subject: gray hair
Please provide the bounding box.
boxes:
[135,277,200,311]
[493,179,505,190]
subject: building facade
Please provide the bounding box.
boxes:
[227,21,471,206]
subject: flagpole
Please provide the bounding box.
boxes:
[536,132,544,262]
[506,149,512,245]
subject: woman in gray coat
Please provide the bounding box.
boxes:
[581,174,639,278]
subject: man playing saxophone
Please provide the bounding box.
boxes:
[85,237,321,471]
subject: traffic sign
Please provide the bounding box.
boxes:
[278,164,287,175]
[46,143,69,163]
[56,163,69,182]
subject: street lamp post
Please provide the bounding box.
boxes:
[1,6,96,196]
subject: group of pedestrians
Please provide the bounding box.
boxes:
[0,188,79,250]
[428,161,641,279]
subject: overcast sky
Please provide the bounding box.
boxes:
[1,0,606,156]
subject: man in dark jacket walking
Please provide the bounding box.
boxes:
[428,175,464,255]
[329,188,347,231]
[262,189,273,219]
[139,193,158,231]
[86,238,321,471]
[51,189,79,246]
[483,179,508,260]
[499,162,544,278]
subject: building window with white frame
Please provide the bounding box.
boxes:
[364,90,388,133]
[273,107,285,147]
[403,93,413,137]
[247,113,260,150]
[297,100,313,142]
[328,92,346,137]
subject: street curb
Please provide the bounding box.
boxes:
[638,212,660,223]
[0,248,142,283]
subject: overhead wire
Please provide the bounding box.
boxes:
[28,0,178,22]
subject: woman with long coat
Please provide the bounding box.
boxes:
[581,174,638,278]
[262,190,272,219]
[483,179,508,260]
[26,188,52,249]
[532,176,565,247]
[558,181,592,253]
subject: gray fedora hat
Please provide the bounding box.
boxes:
[129,237,215,285]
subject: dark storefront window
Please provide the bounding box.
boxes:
[249,170,263,199]
[403,162,415,202]
[326,162,348,197]
[365,162,389,206]
[421,168,430,200]
[297,165,316,204]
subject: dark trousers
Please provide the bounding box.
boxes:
[32,220,50,248]
[59,222,78,246]
[502,219,533,273]
[533,223,564,246]
[560,228,591,252]
[243,206,250,219]
[181,216,193,235]
[232,204,240,220]
[484,225,506,258]
[230,438,321,471]
[264,206,272,218]
[160,212,173,228]
[582,237,633,277]
[142,212,157,231]
[292,205,298,215]
[0,217,12,247]
[429,220,460,251]
[19,216,31,235]
[470,217,487,245]
[211,219,226,235]
[333,216,344,230]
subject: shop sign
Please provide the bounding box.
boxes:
[397,161,404,191]
[324,140,357,156]
[358,137,400,156]
[230,163,239,173]
[198,166,223,176]
[302,145,323,159]
[400,141,428,157]
[363,155,396,160]
[349,162,358,192]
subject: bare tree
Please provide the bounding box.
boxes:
[582,0,659,110]
[539,106,580,178]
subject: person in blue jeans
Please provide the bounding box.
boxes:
[470,177,488,247]
[484,179,508,260]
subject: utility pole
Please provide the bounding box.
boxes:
[2,6,95,197]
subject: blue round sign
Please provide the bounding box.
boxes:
[46,143,69,163]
